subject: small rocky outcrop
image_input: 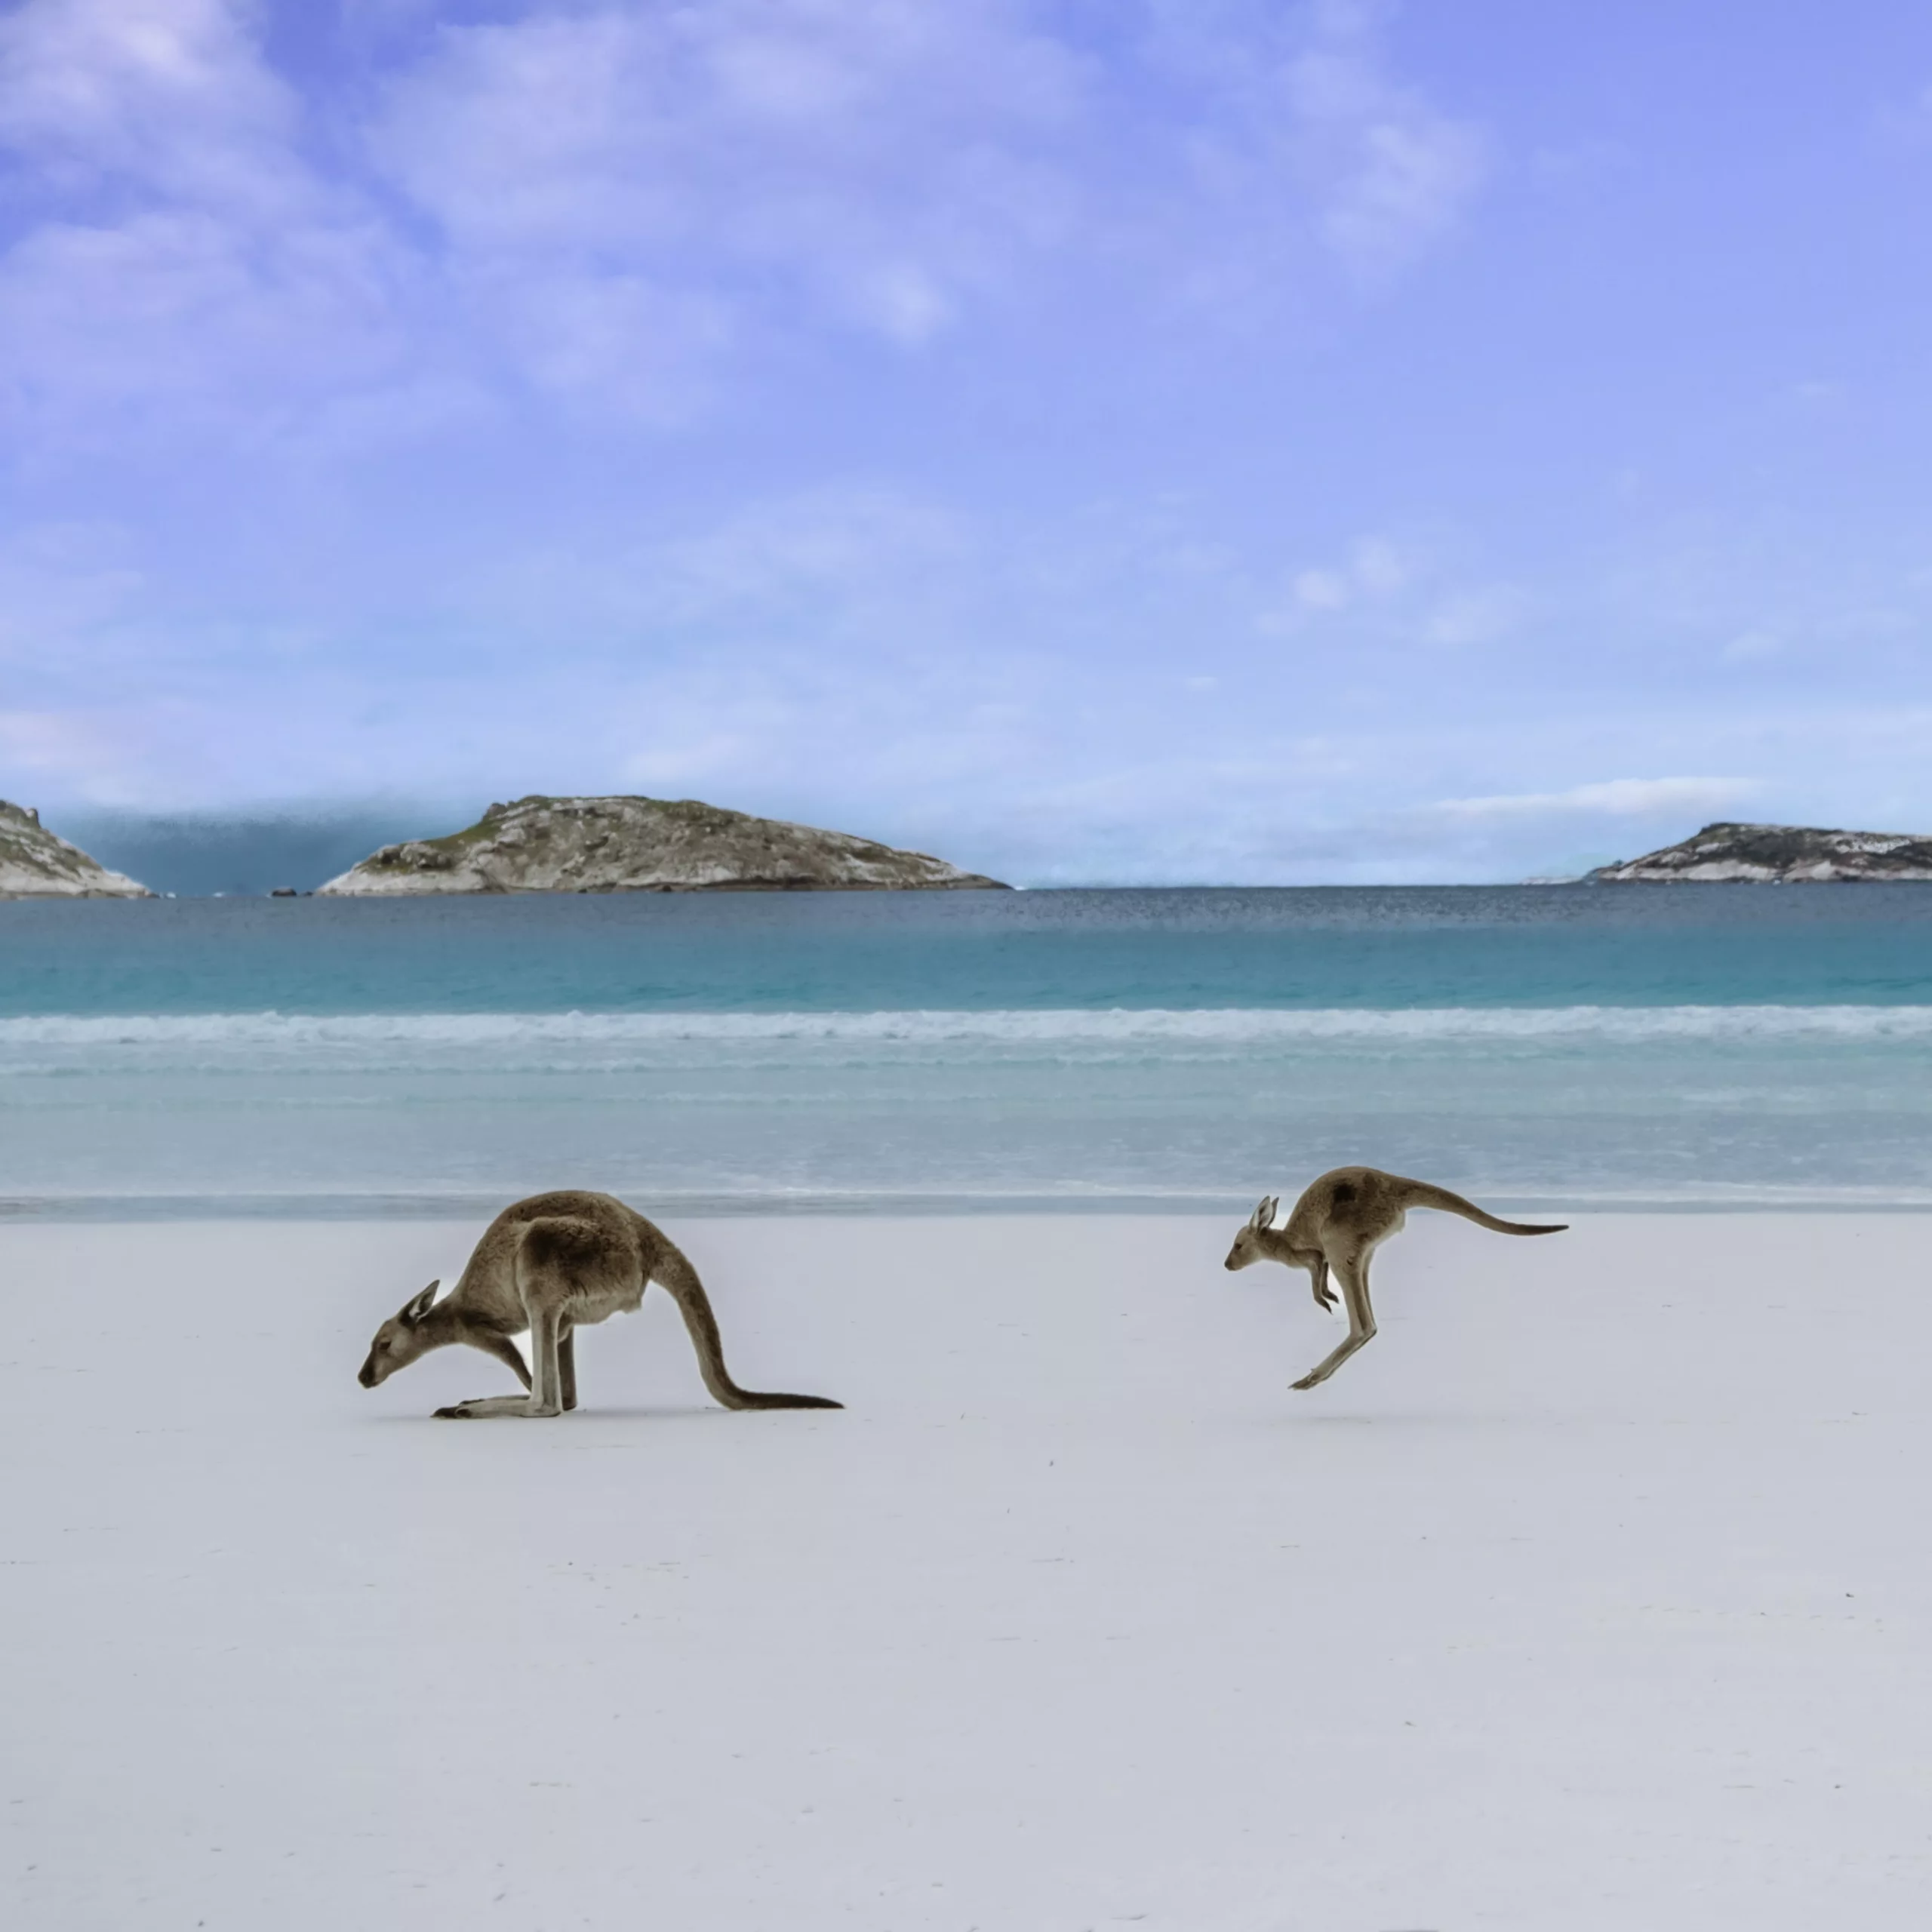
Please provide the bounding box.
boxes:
[1589,821,1932,882]
[317,795,1010,895]
[0,800,152,898]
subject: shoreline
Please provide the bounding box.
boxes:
[12,1188,1932,1222]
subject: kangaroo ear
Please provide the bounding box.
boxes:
[401,1280,440,1325]
[1251,1196,1276,1230]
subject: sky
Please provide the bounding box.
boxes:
[2,0,1931,888]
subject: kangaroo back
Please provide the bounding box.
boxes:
[648,1235,842,1411]
[1400,1179,1566,1236]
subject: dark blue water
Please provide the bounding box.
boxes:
[5,885,1932,1015]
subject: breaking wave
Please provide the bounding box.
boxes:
[6,1004,1932,1051]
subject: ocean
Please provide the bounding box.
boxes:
[4,886,1931,1216]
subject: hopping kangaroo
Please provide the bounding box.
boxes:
[358,1190,841,1418]
[1223,1166,1565,1390]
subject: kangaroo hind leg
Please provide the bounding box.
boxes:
[437,1290,571,1420]
[1291,1247,1378,1391]
[436,1303,564,1419]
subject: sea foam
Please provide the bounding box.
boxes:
[5,1004,1932,1050]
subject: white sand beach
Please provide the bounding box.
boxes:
[5,1211,1927,1929]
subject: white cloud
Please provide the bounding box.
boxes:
[0,706,162,805]
[0,2,1494,443]
[1285,534,1412,614]
[0,209,414,434]
[1120,0,1490,309]
[368,0,1088,395]
[1876,81,1932,151]
[0,521,144,660]
[1285,0,1490,278]
[1292,568,1350,610]
[630,486,971,631]
[1432,777,1761,823]
[0,0,300,211]
[1348,534,1411,597]
[623,736,755,789]
[0,1,425,441]
[1273,531,1521,644]
[1423,584,1524,646]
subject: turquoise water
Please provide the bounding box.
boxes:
[4,888,1931,1213]
[8,886,1932,1011]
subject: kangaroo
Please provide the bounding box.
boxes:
[357,1190,841,1418]
[1223,1166,1565,1390]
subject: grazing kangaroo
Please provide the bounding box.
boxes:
[357,1190,841,1418]
[1223,1166,1566,1390]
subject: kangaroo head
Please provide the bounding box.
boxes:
[1223,1195,1280,1270]
[358,1281,441,1387]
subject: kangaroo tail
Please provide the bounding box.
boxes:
[1402,1180,1567,1236]
[652,1241,843,1411]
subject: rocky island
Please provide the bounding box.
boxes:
[1589,821,1932,882]
[0,800,151,897]
[317,795,1009,895]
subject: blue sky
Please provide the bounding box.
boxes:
[2,0,1930,884]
